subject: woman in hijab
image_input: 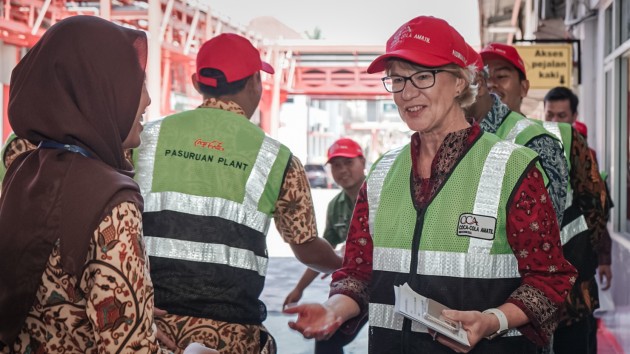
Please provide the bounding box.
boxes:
[284,16,576,353]
[0,16,215,354]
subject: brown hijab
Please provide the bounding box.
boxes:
[0,16,146,344]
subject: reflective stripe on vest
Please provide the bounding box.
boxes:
[137,118,281,274]
[137,119,279,235]
[542,121,588,244]
[367,145,405,237]
[504,118,536,143]
[368,141,520,278]
[144,236,268,276]
[369,303,521,337]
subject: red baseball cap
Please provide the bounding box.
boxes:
[196,33,274,87]
[573,121,588,138]
[480,42,526,78]
[367,16,469,74]
[327,138,364,163]
[466,44,484,72]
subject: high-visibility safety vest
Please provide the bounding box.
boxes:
[134,108,292,324]
[494,111,554,186]
[540,121,594,278]
[366,132,539,353]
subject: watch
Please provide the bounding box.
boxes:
[482,308,509,340]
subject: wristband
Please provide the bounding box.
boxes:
[482,308,509,340]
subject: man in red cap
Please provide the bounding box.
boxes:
[133,33,341,354]
[283,137,367,354]
[481,42,530,114]
[543,86,612,354]
[466,44,569,229]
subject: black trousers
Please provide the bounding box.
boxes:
[552,315,597,354]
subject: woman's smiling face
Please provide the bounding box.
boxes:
[389,60,463,134]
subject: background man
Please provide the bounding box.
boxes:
[284,137,367,354]
[465,44,569,226]
[543,86,612,354]
[133,33,341,353]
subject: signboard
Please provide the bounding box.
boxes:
[514,44,573,89]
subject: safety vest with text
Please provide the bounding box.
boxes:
[134,108,291,324]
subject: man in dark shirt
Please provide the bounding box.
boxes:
[283,138,366,354]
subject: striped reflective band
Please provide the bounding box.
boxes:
[144,236,268,276]
[560,215,588,245]
[542,122,562,142]
[505,118,536,143]
[369,303,521,337]
[367,146,405,236]
[469,141,519,254]
[137,119,278,234]
[373,247,520,278]
[244,136,281,209]
[144,191,271,233]
[136,119,162,194]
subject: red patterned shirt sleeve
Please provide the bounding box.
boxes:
[329,182,372,332]
[504,165,577,346]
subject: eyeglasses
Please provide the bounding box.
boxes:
[381,70,447,93]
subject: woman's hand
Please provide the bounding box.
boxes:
[433,309,498,353]
[283,303,343,341]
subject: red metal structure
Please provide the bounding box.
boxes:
[0,0,387,141]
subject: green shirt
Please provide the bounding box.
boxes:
[322,190,355,248]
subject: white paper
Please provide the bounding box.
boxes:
[393,283,470,346]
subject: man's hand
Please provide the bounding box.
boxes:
[598,265,613,290]
[154,307,177,351]
[283,288,304,308]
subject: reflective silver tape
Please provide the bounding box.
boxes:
[542,122,562,142]
[369,303,521,337]
[366,146,405,236]
[560,215,588,245]
[144,191,271,234]
[145,236,268,276]
[244,136,280,209]
[369,303,428,332]
[505,119,536,143]
[469,141,519,254]
[136,119,163,196]
[137,119,277,235]
[373,247,520,279]
[565,191,573,210]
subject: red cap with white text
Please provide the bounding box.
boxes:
[367,16,469,73]
[327,138,364,163]
[480,42,526,78]
[196,33,274,87]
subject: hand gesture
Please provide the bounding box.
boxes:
[598,265,613,290]
[283,303,343,341]
[283,288,304,308]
